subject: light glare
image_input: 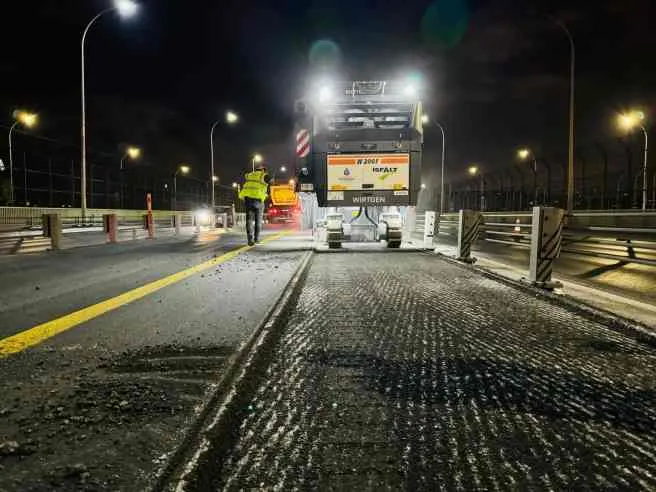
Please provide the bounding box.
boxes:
[115,0,138,18]
[468,165,479,176]
[179,164,190,174]
[14,110,38,128]
[126,146,141,159]
[319,86,332,103]
[226,111,239,124]
[404,84,417,97]
[618,110,645,131]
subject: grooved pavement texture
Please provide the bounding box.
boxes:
[217,253,656,491]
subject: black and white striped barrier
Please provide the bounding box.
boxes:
[527,206,565,289]
[456,210,483,263]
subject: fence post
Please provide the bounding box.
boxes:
[456,209,483,263]
[526,206,564,289]
[104,213,118,243]
[42,214,62,250]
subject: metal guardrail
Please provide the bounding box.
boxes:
[431,209,656,267]
[0,209,201,255]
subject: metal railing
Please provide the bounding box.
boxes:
[0,208,201,255]
[434,209,656,267]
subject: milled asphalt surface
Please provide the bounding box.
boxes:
[0,228,310,491]
[186,253,656,491]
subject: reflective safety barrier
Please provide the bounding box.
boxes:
[436,208,655,289]
[527,207,565,288]
[456,210,483,263]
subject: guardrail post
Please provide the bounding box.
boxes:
[456,209,483,263]
[143,213,154,239]
[423,210,436,246]
[174,214,182,235]
[103,214,118,243]
[526,206,565,289]
[42,214,62,251]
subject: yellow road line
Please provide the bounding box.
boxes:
[0,233,285,358]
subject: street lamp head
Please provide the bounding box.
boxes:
[225,111,239,124]
[253,153,263,164]
[126,146,141,160]
[114,0,139,18]
[212,175,219,182]
[179,164,190,175]
[280,166,287,173]
[618,110,646,131]
[13,110,38,128]
[468,165,479,176]
[420,183,427,189]
[232,182,238,188]
[517,148,531,160]
[421,114,430,124]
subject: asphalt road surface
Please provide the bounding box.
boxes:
[1,231,655,491]
[183,253,656,491]
[0,228,309,491]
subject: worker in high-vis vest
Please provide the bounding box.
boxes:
[238,165,270,245]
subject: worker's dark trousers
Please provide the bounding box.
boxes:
[245,198,263,242]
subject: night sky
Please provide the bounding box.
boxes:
[1,0,654,188]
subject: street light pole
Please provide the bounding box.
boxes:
[209,120,221,211]
[641,125,649,211]
[435,122,446,215]
[549,16,575,213]
[80,1,138,218]
[7,122,17,204]
[81,8,113,218]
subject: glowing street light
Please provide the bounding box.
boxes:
[280,166,287,173]
[517,148,531,161]
[467,165,486,210]
[81,0,139,217]
[120,145,141,169]
[210,110,239,211]
[8,110,39,203]
[226,111,239,124]
[115,0,139,17]
[252,153,263,171]
[232,182,238,188]
[421,114,430,124]
[517,147,541,205]
[420,183,427,190]
[172,164,190,211]
[618,110,649,210]
[212,175,219,183]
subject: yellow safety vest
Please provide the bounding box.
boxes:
[239,170,268,202]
